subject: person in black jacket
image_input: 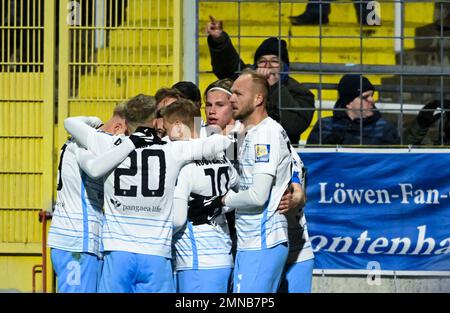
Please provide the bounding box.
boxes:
[206,16,315,145]
[307,74,400,145]
[404,99,450,145]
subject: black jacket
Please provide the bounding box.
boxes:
[207,32,315,144]
[307,109,400,145]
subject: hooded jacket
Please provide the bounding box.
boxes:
[207,32,315,145]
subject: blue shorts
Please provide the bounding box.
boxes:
[233,242,288,293]
[177,268,232,293]
[51,248,102,293]
[98,251,175,293]
[279,258,314,293]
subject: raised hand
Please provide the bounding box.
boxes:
[256,67,279,87]
[417,100,439,129]
[206,15,223,41]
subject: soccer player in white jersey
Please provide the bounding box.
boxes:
[201,78,246,262]
[164,101,239,293]
[66,98,233,293]
[278,151,315,293]
[48,103,129,292]
[201,78,243,137]
[190,69,293,293]
[226,69,293,293]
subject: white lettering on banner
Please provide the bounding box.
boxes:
[310,225,450,255]
[399,184,440,204]
[326,236,352,253]
[319,182,443,205]
[354,231,371,254]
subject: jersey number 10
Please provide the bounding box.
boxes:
[204,166,230,196]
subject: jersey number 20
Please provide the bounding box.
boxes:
[114,150,166,197]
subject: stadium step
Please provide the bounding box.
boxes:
[380,10,450,104]
[198,2,433,25]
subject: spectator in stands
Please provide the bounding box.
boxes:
[289,0,377,26]
[404,99,450,145]
[172,81,202,114]
[307,74,400,145]
[206,16,315,145]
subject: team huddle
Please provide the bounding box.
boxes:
[48,69,314,293]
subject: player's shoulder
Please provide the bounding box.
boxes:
[257,117,284,134]
[252,117,288,142]
[111,134,128,146]
[178,162,193,175]
[190,154,229,169]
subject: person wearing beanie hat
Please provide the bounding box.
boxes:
[334,74,375,110]
[206,15,315,145]
[307,74,399,145]
[253,37,290,67]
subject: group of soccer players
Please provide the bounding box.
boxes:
[48,69,314,293]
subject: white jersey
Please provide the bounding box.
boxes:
[236,117,291,250]
[173,154,239,271]
[200,121,243,171]
[288,151,314,264]
[81,130,231,258]
[47,132,121,257]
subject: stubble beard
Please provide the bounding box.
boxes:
[232,104,253,122]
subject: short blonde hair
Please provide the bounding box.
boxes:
[160,98,199,128]
[241,68,269,102]
[113,102,126,118]
[124,94,157,132]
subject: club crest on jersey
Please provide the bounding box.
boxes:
[255,144,270,163]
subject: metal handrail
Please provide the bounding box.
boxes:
[300,83,450,94]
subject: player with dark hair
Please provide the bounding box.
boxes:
[172,81,202,113]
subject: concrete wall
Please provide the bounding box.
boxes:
[312,275,450,293]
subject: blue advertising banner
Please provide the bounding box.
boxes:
[299,148,450,274]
